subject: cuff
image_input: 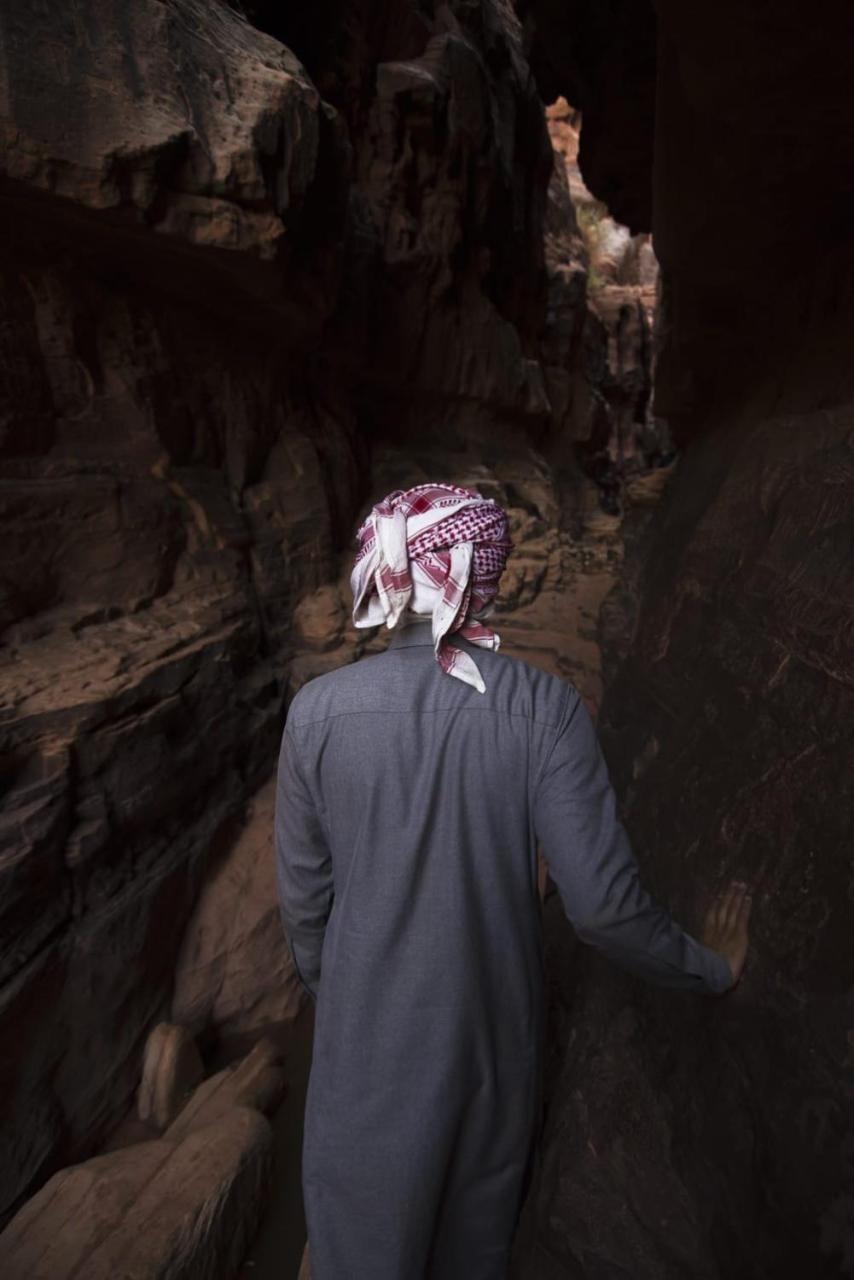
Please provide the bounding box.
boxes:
[696,940,734,995]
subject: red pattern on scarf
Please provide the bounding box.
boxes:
[351,483,513,688]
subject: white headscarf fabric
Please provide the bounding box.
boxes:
[350,483,513,693]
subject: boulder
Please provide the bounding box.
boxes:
[0,1030,292,1279]
[166,1039,287,1144]
[137,1023,204,1131]
[0,1107,273,1280]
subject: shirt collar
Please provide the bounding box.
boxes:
[386,618,436,649]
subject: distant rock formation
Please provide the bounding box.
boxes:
[547,95,658,479]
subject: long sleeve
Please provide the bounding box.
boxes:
[274,722,334,1002]
[532,687,732,996]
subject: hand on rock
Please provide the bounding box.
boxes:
[701,879,753,991]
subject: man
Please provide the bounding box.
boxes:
[275,482,752,1280]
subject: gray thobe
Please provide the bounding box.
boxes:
[274,618,732,1280]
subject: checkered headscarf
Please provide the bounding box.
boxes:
[350,483,513,693]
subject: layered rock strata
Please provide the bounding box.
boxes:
[0,0,602,1222]
[0,1038,286,1280]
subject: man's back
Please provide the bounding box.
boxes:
[275,618,732,1280]
[282,621,566,1070]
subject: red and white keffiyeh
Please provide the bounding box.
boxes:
[350,483,513,693]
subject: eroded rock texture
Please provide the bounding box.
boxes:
[0,1039,287,1280]
[0,0,602,1225]
[514,3,854,1277]
[8,0,849,1274]
[0,0,356,1222]
[170,778,307,1052]
[547,96,659,477]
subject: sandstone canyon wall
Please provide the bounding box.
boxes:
[4,1,851,1276]
[514,2,854,1276]
[547,95,660,483]
[0,0,610,1225]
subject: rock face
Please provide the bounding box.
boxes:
[0,0,356,1222]
[0,1108,272,1280]
[0,0,600,1225]
[137,1023,204,1131]
[14,1,850,1276]
[650,1,854,437]
[547,96,659,479]
[518,0,657,233]
[171,778,307,1051]
[0,1039,287,1280]
[165,1037,287,1143]
[513,3,854,1278]
[517,408,854,1280]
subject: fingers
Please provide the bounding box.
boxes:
[712,886,730,931]
[738,886,753,931]
[715,880,740,930]
[722,880,753,934]
[699,880,753,989]
[702,879,754,951]
[725,881,748,929]
[711,880,753,935]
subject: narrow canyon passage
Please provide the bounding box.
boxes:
[240,453,636,1280]
[1,2,853,1279]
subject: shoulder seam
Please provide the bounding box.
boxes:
[286,705,567,731]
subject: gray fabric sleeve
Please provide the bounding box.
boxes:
[532,688,733,996]
[274,724,334,1003]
